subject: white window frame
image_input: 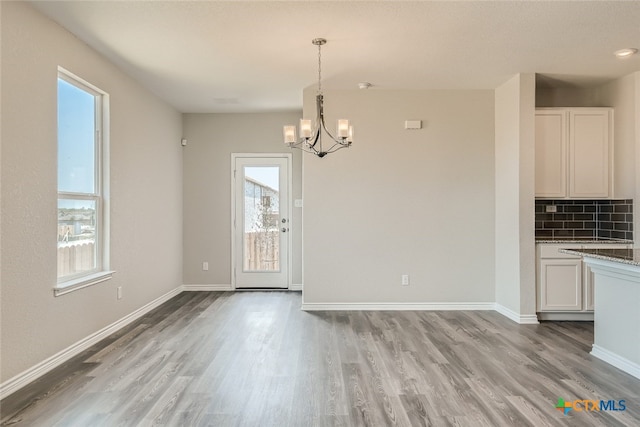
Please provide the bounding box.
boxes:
[55,68,112,296]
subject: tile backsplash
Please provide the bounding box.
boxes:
[535,199,633,241]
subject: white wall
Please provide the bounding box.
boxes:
[494,74,537,319]
[0,2,183,383]
[182,112,303,286]
[302,89,495,305]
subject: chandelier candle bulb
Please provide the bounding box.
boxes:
[300,119,313,139]
[337,120,350,138]
[283,126,296,144]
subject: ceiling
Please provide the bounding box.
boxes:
[30,1,640,113]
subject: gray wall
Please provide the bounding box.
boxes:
[494,74,536,318]
[302,89,496,304]
[182,112,303,286]
[1,2,183,382]
[597,73,637,200]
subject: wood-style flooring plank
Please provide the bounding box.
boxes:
[2,291,640,426]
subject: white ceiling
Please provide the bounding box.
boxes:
[31,1,640,113]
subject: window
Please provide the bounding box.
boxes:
[56,68,111,295]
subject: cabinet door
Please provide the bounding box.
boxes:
[535,111,567,198]
[569,109,610,198]
[538,259,582,311]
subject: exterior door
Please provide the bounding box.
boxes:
[232,154,290,288]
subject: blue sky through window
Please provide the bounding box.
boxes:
[58,78,95,194]
[245,167,279,191]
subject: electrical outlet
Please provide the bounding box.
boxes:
[117,286,123,300]
[401,275,410,286]
[202,261,209,271]
[545,205,557,213]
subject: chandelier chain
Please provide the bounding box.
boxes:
[317,42,322,94]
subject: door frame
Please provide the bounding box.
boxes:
[230,153,292,289]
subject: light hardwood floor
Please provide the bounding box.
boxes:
[1,291,639,426]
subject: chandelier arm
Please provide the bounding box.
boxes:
[317,94,345,144]
[323,142,350,154]
[307,122,321,150]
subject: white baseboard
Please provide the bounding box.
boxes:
[591,344,640,380]
[182,284,233,291]
[289,283,303,291]
[301,302,496,311]
[537,312,593,321]
[494,304,540,324]
[0,286,182,401]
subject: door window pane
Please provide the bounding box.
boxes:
[243,166,280,271]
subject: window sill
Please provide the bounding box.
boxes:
[54,271,115,297]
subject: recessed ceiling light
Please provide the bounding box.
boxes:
[614,48,638,58]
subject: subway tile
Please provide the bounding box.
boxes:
[565,221,584,229]
[598,230,612,238]
[584,206,597,213]
[536,213,553,221]
[536,230,553,237]
[599,205,614,213]
[554,230,574,238]
[574,213,594,220]
[574,229,595,237]
[553,213,570,221]
[611,231,627,239]
[614,205,630,213]
[584,222,596,229]
[543,221,564,229]
[600,222,614,230]
[564,206,584,213]
[611,213,627,222]
[598,214,611,222]
[615,223,629,231]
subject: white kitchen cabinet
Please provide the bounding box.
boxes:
[536,243,630,320]
[535,110,567,198]
[535,108,613,199]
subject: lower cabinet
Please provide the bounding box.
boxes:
[536,243,630,320]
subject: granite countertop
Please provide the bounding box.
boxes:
[535,237,633,244]
[560,248,640,266]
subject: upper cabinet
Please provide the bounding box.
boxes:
[535,108,613,199]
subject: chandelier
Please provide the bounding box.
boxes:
[283,38,353,158]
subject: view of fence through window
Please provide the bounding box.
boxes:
[243,166,280,271]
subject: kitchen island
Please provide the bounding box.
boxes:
[560,248,640,379]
